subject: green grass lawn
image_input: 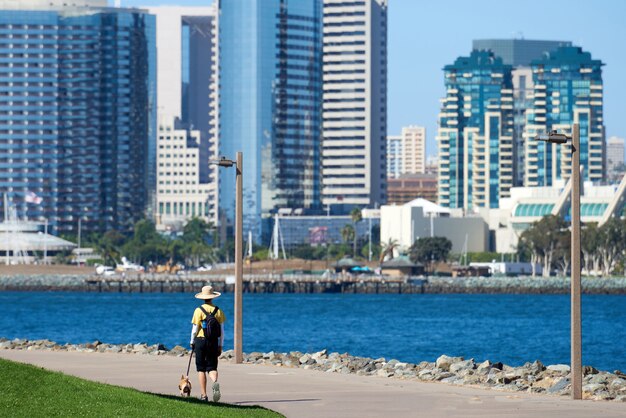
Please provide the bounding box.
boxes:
[0,358,282,418]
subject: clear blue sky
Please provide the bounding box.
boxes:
[123,0,626,157]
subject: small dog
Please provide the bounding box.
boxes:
[178,375,192,397]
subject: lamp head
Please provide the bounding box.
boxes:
[535,130,569,144]
[209,156,235,167]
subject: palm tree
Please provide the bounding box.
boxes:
[379,238,399,267]
[341,224,355,248]
[350,208,362,257]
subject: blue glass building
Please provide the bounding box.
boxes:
[473,39,572,186]
[438,50,514,210]
[181,15,215,185]
[524,46,604,186]
[218,0,323,240]
[0,4,156,235]
[472,39,572,67]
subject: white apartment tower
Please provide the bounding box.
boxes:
[156,118,214,228]
[322,0,388,213]
[148,6,219,229]
[400,125,426,175]
[387,125,426,179]
[607,136,625,181]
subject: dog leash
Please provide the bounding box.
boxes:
[186,347,194,376]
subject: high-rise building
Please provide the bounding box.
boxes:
[400,125,426,175]
[386,135,402,179]
[524,46,604,186]
[0,0,156,235]
[322,0,388,213]
[387,173,437,205]
[386,125,426,179]
[155,118,214,228]
[437,50,514,210]
[218,0,323,240]
[148,6,218,229]
[472,39,572,67]
[473,39,572,186]
[607,136,625,182]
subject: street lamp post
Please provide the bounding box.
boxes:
[536,124,581,400]
[212,153,244,364]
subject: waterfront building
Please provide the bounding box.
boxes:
[386,135,402,179]
[473,39,572,186]
[269,211,379,250]
[0,0,156,235]
[381,198,489,253]
[437,50,514,210]
[607,136,625,182]
[322,0,388,214]
[218,0,323,240]
[523,46,604,186]
[148,6,218,229]
[489,173,626,253]
[0,219,76,264]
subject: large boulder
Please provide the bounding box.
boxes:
[547,364,571,374]
[450,359,475,374]
[436,355,463,371]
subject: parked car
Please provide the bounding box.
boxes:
[95,265,116,276]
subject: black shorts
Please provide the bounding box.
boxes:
[194,337,219,372]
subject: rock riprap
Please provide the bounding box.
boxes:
[2,337,625,402]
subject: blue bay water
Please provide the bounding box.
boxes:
[1,292,625,371]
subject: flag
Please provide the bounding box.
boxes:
[25,191,43,204]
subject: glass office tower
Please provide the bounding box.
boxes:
[437,50,514,210]
[524,46,604,186]
[472,39,571,67]
[0,2,156,235]
[149,6,218,228]
[218,0,323,239]
[473,39,572,186]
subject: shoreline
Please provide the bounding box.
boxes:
[3,274,626,294]
[2,337,625,402]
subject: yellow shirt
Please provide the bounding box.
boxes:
[191,304,227,339]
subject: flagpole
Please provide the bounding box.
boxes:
[44,218,48,265]
[4,193,8,265]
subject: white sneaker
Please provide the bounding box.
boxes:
[212,382,221,402]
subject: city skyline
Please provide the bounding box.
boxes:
[122,0,626,158]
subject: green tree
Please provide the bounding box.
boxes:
[178,218,214,267]
[182,217,212,244]
[328,243,350,260]
[597,218,625,276]
[122,220,168,265]
[519,215,567,278]
[340,224,355,248]
[409,236,452,273]
[519,225,542,277]
[554,231,571,277]
[350,208,362,257]
[95,230,127,266]
[379,238,399,266]
[581,223,601,275]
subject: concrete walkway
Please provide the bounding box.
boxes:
[1,350,625,418]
